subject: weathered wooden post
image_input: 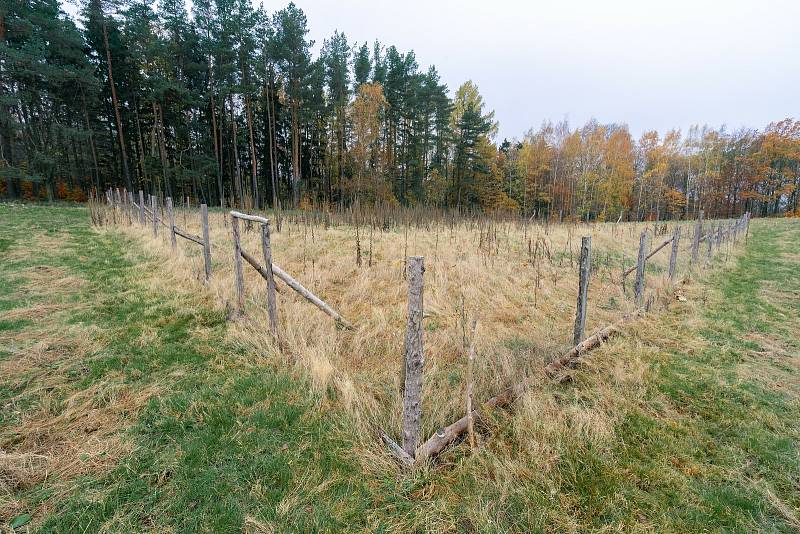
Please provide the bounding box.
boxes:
[573,236,591,345]
[166,197,177,252]
[201,204,212,282]
[668,225,681,281]
[745,212,751,242]
[691,210,703,267]
[402,256,425,458]
[123,190,131,225]
[111,189,118,225]
[138,190,145,225]
[634,230,648,307]
[128,192,135,224]
[150,195,158,237]
[231,214,245,316]
[261,221,278,335]
[705,225,713,266]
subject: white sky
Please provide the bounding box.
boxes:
[295,0,799,140]
[64,0,800,141]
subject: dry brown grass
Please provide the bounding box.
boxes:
[106,204,747,471]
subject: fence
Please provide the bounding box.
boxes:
[90,187,751,467]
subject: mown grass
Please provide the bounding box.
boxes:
[1,204,798,533]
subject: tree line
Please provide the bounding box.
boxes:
[1,0,798,219]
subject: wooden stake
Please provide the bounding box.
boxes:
[466,318,478,450]
[232,214,245,316]
[261,221,278,335]
[166,197,177,252]
[573,235,591,345]
[138,190,145,225]
[201,203,212,282]
[668,225,681,281]
[691,210,703,268]
[634,230,648,307]
[151,195,158,237]
[402,256,425,457]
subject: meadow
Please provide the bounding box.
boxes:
[1,203,798,532]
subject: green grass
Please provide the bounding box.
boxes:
[1,204,798,532]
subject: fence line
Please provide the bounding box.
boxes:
[91,187,751,467]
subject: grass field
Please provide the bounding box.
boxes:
[1,203,798,532]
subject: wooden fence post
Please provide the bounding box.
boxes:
[402,256,425,457]
[691,210,703,267]
[668,226,681,281]
[705,226,713,266]
[166,197,177,251]
[138,190,145,225]
[201,204,212,282]
[745,212,751,242]
[151,195,158,237]
[232,215,245,316]
[128,192,135,224]
[124,191,130,224]
[634,230,648,307]
[111,189,117,225]
[261,221,278,335]
[573,236,591,345]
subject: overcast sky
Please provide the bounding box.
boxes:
[296,0,799,140]
[64,0,799,140]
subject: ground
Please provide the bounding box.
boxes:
[1,204,798,533]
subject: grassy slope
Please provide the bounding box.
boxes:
[1,205,798,533]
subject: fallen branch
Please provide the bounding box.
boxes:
[381,431,414,467]
[543,324,617,379]
[240,248,353,329]
[173,226,205,246]
[414,384,521,464]
[622,236,673,278]
[413,307,645,463]
[545,307,645,381]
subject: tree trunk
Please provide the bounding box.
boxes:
[209,84,223,206]
[245,94,258,209]
[291,98,300,207]
[102,20,132,191]
[0,13,16,198]
[229,96,242,207]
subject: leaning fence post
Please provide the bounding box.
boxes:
[261,221,278,335]
[572,236,591,345]
[231,214,245,316]
[166,197,177,251]
[138,190,145,225]
[668,225,681,281]
[201,204,212,282]
[634,230,648,307]
[402,256,425,458]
